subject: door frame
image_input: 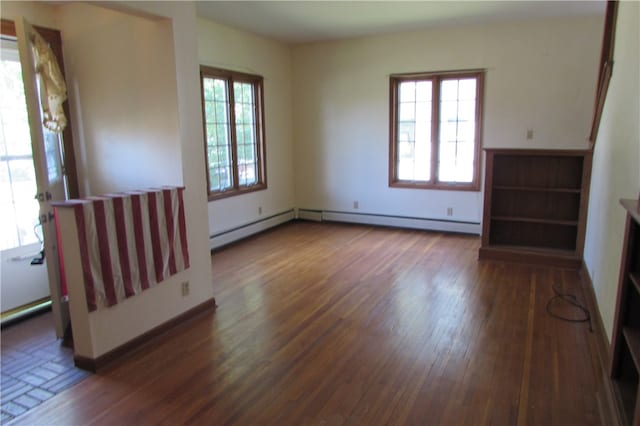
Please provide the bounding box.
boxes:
[1,18,79,199]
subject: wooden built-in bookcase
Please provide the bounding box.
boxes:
[479,149,592,268]
[610,199,640,426]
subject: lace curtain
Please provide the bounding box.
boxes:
[31,30,67,133]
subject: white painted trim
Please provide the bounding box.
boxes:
[209,210,295,249]
[297,209,323,222]
[210,208,480,250]
[321,211,480,235]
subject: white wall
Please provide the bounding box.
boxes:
[584,1,640,341]
[55,1,214,358]
[197,19,295,236]
[58,3,182,196]
[291,17,602,225]
[1,1,59,28]
[4,1,214,357]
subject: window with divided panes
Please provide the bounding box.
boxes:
[200,66,266,200]
[389,70,484,191]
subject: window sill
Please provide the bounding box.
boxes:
[390,181,480,192]
[208,183,267,201]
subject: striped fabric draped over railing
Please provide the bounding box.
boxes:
[57,187,189,312]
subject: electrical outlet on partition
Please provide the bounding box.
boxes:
[181,281,190,297]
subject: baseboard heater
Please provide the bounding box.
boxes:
[298,209,481,235]
[209,209,296,249]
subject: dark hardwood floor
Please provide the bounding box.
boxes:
[9,221,610,425]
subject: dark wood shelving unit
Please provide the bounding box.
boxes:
[623,327,640,371]
[610,198,640,425]
[479,149,592,268]
[491,216,579,226]
[631,273,640,294]
[493,185,582,194]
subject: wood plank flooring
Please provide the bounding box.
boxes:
[9,222,609,425]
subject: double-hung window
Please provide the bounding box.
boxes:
[200,66,266,200]
[389,70,484,191]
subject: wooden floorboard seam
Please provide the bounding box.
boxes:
[517,275,536,426]
[5,222,609,425]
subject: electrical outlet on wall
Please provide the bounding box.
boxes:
[353,201,359,209]
[258,206,262,215]
[181,281,189,297]
[526,129,534,140]
[446,207,453,217]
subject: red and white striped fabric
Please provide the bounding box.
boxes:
[69,187,189,312]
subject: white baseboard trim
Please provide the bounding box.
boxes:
[297,209,480,235]
[210,209,295,249]
[210,208,479,250]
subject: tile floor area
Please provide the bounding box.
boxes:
[1,311,90,422]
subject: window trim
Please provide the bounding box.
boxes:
[588,1,618,147]
[200,65,267,201]
[389,69,484,192]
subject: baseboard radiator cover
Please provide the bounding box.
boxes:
[303,209,481,235]
[209,209,295,250]
[296,209,322,222]
[210,208,479,250]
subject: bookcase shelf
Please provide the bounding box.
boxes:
[631,272,640,295]
[493,185,582,194]
[479,149,591,268]
[610,198,640,425]
[623,327,640,372]
[491,216,579,226]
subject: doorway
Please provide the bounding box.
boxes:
[0,19,78,325]
[0,34,49,320]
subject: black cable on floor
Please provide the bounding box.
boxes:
[546,282,592,332]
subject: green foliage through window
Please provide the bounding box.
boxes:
[200,66,266,199]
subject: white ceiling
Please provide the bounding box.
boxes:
[195,1,606,45]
